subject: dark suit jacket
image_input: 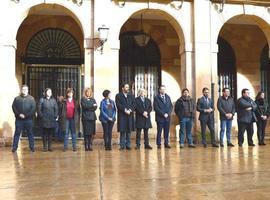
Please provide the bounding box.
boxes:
[255,99,270,119]
[135,96,152,129]
[237,96,257,123]
[217,96,235,120]
[115,92,135,132]
[196,96,214,121]
[81,97,97,121]
[153,94,173,123]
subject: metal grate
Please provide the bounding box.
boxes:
[218,37,237,99]
[119,32,161,101]
[24,66,80,137]
[27,66,80,100]
[261,45,270,102]
[24,28,82,65]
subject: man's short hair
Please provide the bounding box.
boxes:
[202,87,209,93]
[242,88,249,95]
[222,87,230,93]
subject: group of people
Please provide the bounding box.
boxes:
[11,83,269,153]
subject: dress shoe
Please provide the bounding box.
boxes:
[180,144,184,148]
[227,143,234,147]
[238,144,242,147]
[157,145,161,149]
[11,149,16,153]
[212,144,219,148]
[89,147,93,151]
[135,146,140,150]
[220,144,224,147]
[119,147,125,151]
[126,146,131,150]
[164,144,171,149]
[48,149,53,152]
[145,145,152,150]
[188,144,196,148]
[248,143,255,147]
[262,143,266,146]
[73,148,77,152]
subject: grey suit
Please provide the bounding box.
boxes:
[196,96,216,145]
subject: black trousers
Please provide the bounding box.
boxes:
[256,119,267,144]
[200,119,215,145]
[238,122,254,145]
[84,134,93,150]
[43,128,54,150]
[102,121,114,148]
[82,120,96,150]
[136,128,150,147]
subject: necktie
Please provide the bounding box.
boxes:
[141,97,145,108]
[162,95,166,103]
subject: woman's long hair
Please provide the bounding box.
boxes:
[255,91,265,101]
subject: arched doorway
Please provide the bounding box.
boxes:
[16,4,84,137]
[24,28,82,100]
[118,9,183,137]
[119,10,183,101]
[217,37,236,99]
[119,31,161,101]
[217,15,269,98]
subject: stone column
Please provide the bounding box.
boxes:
[180,43,195,94]
[94,40,120,136]
[193,0,219,141]
[0,40,19,146]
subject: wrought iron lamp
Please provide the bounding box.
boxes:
[85,25,109,54]
[170,0,184,10]
[97,25,109,54]
[133,14,150,47]
[211,0,226,13]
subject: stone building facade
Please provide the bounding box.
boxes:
[1,0,270,146]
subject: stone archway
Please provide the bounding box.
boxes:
[15,4,85,138]
[118,9,186,138]
[217,14,269,99]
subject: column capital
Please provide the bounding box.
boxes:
[211,44,219,53]
[179,43,194,55]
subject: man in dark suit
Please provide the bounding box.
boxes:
[196,87,219,148]
[237,88,257,147]
[115,83,135,150]
[154,85,173,149]
[135,88,152,150]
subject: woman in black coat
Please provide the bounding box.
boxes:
[37,88,58,152]
[135,89,152,149]
[81,87,97,151]
[255,91,269,145]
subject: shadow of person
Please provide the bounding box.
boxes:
[0,122,13,147]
